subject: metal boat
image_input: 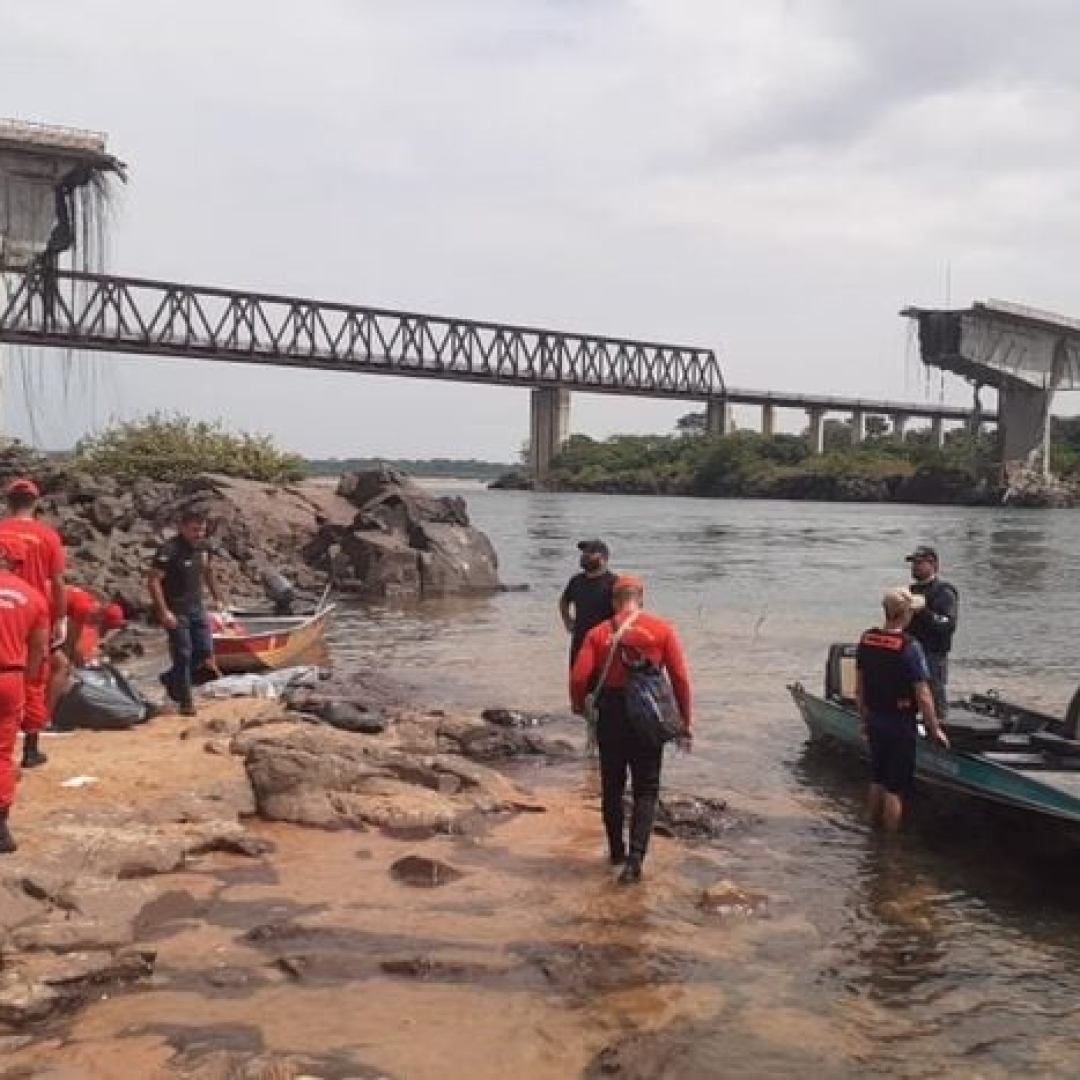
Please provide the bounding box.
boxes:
[212,603,334,674]
[789,644,1080,830]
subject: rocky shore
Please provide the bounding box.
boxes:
[0,444,502,612]
[0,676,739,1080]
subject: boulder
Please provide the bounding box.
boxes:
[0,444,502,609]
[238,723,542,832]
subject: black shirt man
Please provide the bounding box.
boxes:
[906,544,959,718]
[559,539,616,665]
[148,509,222,716]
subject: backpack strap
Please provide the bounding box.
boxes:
[590,612,640,698]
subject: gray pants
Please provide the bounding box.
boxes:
[926,653,949,720]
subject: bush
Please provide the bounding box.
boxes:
[75,413,307,484]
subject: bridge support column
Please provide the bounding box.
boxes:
[1000,382,1054,478]
[529,387,571,486]
[806,408,825,454]
[761,404,776,437]
[892,413,909,442]
[930,416,945,449]
[706,398,732,436]
[850,410,865,445]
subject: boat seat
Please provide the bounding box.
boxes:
[941,706,1004,750]
[1030,731,1080,758]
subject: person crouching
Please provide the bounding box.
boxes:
[570,574,692,885]
[0,534,49,853]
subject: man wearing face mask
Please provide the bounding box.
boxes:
[558,540,616,666]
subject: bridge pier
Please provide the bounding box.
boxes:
[761,404,776,437]
[930,415,945,449]
[892,412,909,442]
[806,408,826,454]
[1000,382,1054,477]
[529,387,571,486]
[850,409,865,445]
[706,398,732,436]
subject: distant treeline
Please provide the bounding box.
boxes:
[306,457,510,480]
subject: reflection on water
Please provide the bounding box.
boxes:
[331,489,1080,1075]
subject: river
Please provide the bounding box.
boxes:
[327,488,1080,1076]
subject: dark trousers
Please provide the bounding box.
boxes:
[926,653,949,719]
[597,689,664,860]
[163,608,213,707]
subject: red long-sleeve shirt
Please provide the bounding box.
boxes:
[570,610,693,729]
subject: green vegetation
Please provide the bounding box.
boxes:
[492,411,1080,503]
[306,457,509,480]
[76,413,307,483]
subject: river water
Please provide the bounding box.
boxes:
[327,489,1080,1076]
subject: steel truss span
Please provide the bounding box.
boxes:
[0,267,726,399]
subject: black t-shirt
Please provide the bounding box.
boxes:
[152,536,208,611]
[561,570,616,643]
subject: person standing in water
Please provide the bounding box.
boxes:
[571,574,692,884]
[558,539,616,666]
[856,587,949,832]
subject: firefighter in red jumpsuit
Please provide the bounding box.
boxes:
[0,533,49,854]
[0,479,67,769]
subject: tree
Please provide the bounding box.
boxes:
[75,413,306,483]
[675,411,707,436]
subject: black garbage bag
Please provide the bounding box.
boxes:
[52,664,155,731]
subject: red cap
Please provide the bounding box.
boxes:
[612,574,644,593]
[5,478,40,499]
[0,533,28,565]
[100,602,127,630]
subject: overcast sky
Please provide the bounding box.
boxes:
[3,0,1079,457]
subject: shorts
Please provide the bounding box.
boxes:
[866,713,918,796]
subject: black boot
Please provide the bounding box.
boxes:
[0,809,17,854]
[609,843,627,867]
[21,733,47,769]
[617,854,643,886]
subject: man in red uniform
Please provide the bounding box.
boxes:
[64,586,127,666]
[0,533,49,853]
[571,574,692,885]
[0,479,67,769]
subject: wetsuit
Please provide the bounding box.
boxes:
[0,517,64,734]
[0,573,48,812]
[152,536,213,708]
[561,570,616,664]
[571,612,692,863]
[909,577,958,718]
[856,628,930,797]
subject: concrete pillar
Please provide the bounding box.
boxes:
[850,410,865,445]
[706,398,733,436]
[806,408,825,455]
[761,404,776,437]
[892,413,909,442]
[529,387,571,486]
[930,416,945,449]
[1000,382,1054,478]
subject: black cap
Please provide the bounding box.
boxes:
[905,545,938,563]
[577,539,610,558]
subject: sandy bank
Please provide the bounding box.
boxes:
[0,689,758,1080]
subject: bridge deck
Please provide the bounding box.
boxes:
[0,266,990,420]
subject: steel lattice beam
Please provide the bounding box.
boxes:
[0,266,726,400]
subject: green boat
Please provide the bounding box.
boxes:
[789,644,1080,831]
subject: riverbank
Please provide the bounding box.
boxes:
[0,679,748,1080]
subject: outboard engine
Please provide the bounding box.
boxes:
[262,569,297,615]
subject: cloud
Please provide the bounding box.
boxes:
[2,0,1079,454]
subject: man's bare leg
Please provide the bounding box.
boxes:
[882,792,905,832]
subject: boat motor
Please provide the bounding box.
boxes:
[262,569,297,615]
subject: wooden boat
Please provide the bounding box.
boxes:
[212,604,335,674]
[789,644,1080,831]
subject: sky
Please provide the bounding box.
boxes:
[3,0,1080,458]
